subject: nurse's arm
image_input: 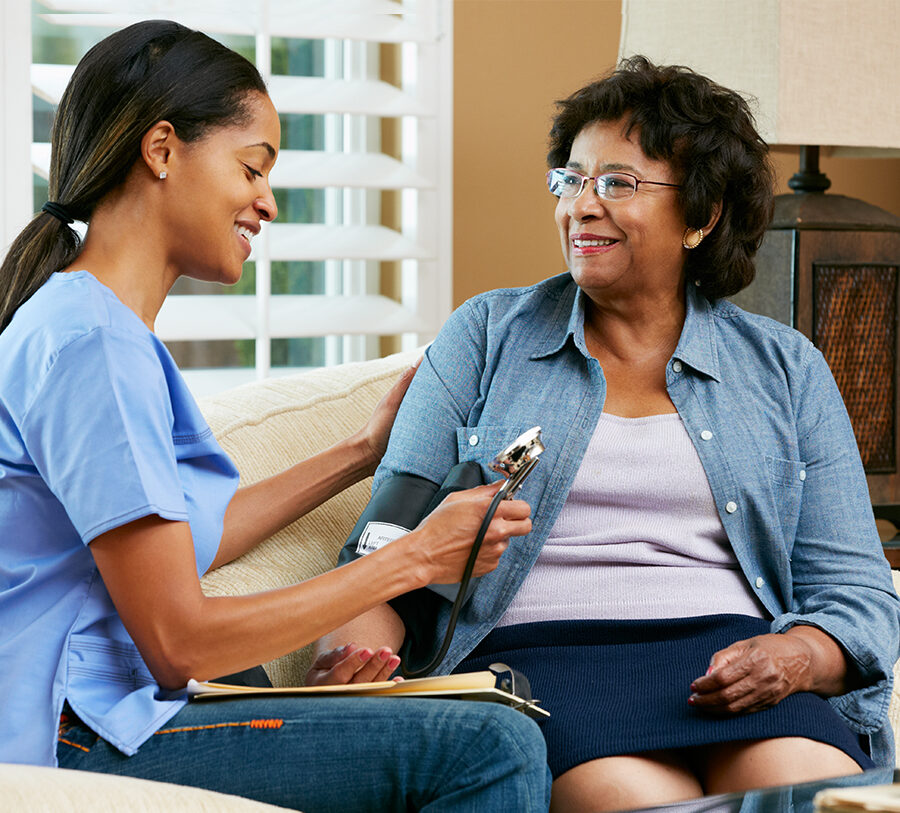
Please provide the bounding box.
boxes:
[88,483,524,690]
[213,361,419,570]
[213,431,377,570]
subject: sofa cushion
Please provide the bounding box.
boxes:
[0,762,290,811]
[198,350,420,687]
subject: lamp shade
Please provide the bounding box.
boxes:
[619,0,900,152]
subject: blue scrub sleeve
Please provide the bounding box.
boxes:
[19,326,189,543]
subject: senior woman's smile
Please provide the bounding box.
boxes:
[555,118,690,298]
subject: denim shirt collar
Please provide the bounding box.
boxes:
[531,275,721,382]
[674,283,721,382]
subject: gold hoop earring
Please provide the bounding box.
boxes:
[682,227,704,250]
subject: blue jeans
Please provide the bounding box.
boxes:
[57,697,551,812]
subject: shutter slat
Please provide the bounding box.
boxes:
[31,64,73,105]
[271,150,431,190]
[32,143,51,179]
[156,296,256,341]
[33,65,432,117]
[268,75,432,117]
[40,0,403,10]
[39,1,429,44]
[156,294,424,341]
[261,224,431,262]
[270,294,428,337]
[35,144,434,190]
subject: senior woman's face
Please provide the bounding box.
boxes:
[555,119,687,301]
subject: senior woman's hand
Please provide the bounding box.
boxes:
[687,626,852,714]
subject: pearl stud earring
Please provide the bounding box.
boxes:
[159,170,167,180]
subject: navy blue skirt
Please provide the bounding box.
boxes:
[455,615,874,778]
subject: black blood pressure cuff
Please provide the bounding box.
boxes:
[336,462,485,671]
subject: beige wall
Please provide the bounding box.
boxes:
[453,0,900,308]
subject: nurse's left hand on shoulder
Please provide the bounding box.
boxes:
[687,633,811,714]
[358,357,422,474]
[305,643,402,687]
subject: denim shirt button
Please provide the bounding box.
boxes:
[799,470,807,481]
[700,430,713,441]
[468,434,479,446]
[672,360,683,373]
[756,576,765,589]
[725,501,738,513]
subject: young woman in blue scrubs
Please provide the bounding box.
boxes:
[0,20,551,811]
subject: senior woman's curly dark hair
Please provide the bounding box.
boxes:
[548,56,774,300]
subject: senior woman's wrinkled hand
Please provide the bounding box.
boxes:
[687,626,852,715]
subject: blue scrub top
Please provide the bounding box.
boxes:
[0,271,239,766]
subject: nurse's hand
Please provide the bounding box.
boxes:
[305,643,401,686]
[408,481,532,584]
[687,626,851,714]
[358,358,422,475]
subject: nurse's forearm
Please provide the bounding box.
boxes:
[93,517,435,690]
[174,555,419,688]
[91,484,524,690]
[214,432,375,569]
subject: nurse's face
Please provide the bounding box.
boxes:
[162,92,280,286]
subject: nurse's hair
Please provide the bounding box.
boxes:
[547,55,774,300]
[0,19,266,333]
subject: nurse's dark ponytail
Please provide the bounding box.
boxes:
[0,19,266,333]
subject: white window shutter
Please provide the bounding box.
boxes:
[8,0,452,396]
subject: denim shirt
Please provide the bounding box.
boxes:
[376,272,900,766]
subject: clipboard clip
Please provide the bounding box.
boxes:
[489,662,533,703]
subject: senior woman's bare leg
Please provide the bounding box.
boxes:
[701,737,863,794]
[550,751,704,812]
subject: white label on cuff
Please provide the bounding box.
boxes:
[356,522,410,555]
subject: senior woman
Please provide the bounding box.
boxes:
[316,57,900,811]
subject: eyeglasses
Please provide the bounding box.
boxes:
[547,168,681,202]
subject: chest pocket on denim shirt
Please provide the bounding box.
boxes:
[765,455,807,545]
[457,425,527,474]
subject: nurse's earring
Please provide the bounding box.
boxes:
[682,227,704,250]
[159,170,167,180]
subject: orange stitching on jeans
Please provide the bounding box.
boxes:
[249,719,283,729]
[58,736,90,753]
[155,719,283,735]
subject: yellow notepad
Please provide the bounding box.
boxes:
[187,670,549,720]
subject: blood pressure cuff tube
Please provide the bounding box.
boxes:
[337,461,485,671]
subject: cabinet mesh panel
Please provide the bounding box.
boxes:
[813,264,898,472]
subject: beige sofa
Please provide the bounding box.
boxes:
[3,348,900,809]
